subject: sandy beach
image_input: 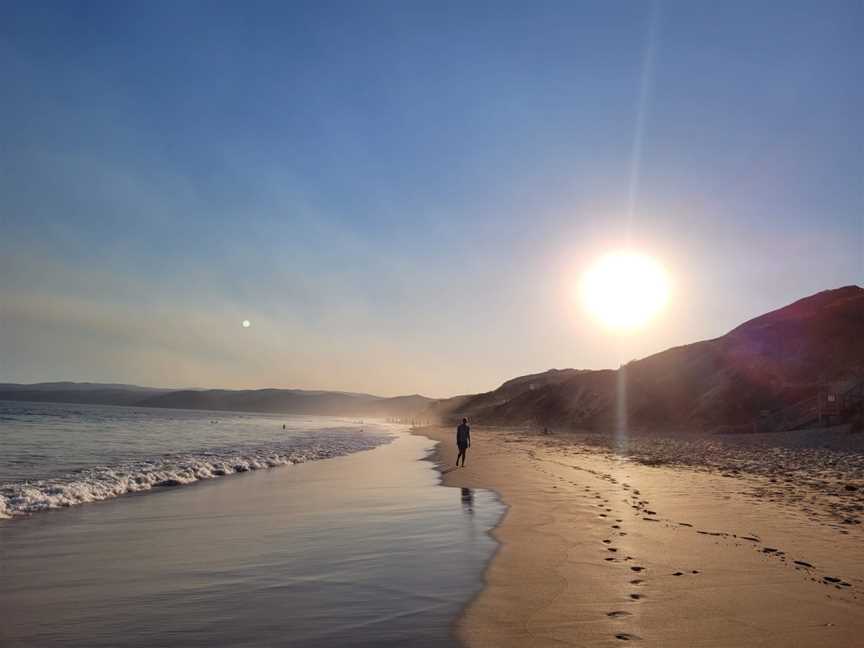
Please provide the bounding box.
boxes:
[415,426,864,647]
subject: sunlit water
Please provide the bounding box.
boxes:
[0,403,504,646]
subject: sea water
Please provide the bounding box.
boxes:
[0,401,393,517]
[0,402,504,647]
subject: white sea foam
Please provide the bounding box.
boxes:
[0,435,391,518]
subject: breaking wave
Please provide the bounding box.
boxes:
[0,434,391,519]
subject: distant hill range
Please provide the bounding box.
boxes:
[0,381,432,419]
[4,286,862,430]
[423,285,864,433]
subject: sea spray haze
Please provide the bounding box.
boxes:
[0,402,395,518]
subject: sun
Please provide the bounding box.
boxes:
[580,252,670,331]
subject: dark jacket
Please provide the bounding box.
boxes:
[456,423,470,448]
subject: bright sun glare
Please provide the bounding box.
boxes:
[580,252,670,331]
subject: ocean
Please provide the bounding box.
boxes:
[0,401,394,518]
[0,402,503,646]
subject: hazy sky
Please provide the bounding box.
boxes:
[2,1,862,397]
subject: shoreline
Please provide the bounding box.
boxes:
[413,425,864,647]
[415,431,511,644]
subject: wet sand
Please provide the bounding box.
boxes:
[415,426,864,647]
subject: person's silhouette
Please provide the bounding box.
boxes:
[456,418,470,467]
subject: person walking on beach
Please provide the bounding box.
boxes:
[456,418,471,467]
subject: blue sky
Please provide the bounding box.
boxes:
[2,1,862,396]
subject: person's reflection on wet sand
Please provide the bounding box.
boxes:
[461,487,474,514]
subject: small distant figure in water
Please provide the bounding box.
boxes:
[456,417,471,467]
[282,424,286,430]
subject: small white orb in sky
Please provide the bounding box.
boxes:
[242,320,251,328]
[580,251,670,331]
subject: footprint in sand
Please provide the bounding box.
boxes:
[608,547,618,552]
[607,611,632,618]
[672,572,683,576]
[615,632,641,641]
[630,579,644,585]
[629,593,643,600]
[612,525,621,529]
[630,566,645,572]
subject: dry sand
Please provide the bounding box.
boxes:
[415,426,864,647]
